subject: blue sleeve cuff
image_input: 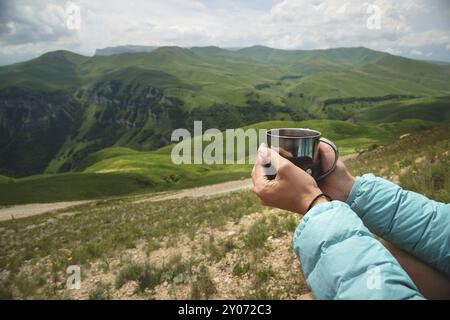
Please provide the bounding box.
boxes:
[293,200,351,244]
[293,200,358,265]
[346,173,376,208]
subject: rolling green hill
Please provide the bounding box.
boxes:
[237,46,387,74]
[0,51,88,92]
[0,45,449,180]
[353,96,450,123]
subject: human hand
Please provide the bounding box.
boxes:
[252,144,328,214]
[317,142,355,202]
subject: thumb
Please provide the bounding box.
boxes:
[318,141,335,172]
[258,144,291,176]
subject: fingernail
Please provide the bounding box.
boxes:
[258,144,270,165]
[258,143,268,153]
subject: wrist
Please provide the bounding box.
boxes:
[322,169,355,202]
[341,172,356,202]
[312,197,330,208]
[299,189,329,214]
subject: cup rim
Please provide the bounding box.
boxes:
[267,128,322,139]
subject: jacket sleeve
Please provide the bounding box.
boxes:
[293,201,424,300]
[346,174,450,277]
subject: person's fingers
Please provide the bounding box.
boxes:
[277,147,294,159]
[319,140,335,158]
[252,161,268,187]
[318,140,336,171]
[266,146,295,178]
[259,143,305,179]
[258,143,270,166]
[259,144,280,170]
[252,144,270,188]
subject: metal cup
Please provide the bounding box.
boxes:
[266,128,339,181]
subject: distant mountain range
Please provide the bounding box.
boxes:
[95,45,159,56]
[94,45,244,56]
[0,45,449,177]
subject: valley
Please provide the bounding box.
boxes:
[0,44,449,300]
[0,46,449,181]
[0,45,449,204]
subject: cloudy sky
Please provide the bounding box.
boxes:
[0,0,449,65]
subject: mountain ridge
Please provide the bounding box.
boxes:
[0,45,449,177]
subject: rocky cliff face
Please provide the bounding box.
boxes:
[0,87,79,176]
[0,79,188,176]
[53,80,186,172]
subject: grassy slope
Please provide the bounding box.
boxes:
[354,96,450,123]
[0,175,12,183]
[1,125,448,300]
[236,46,385,74]
[80,47,450,107]
[72,46,290,108]
[347,125,450,203]
[289,58,450,100]
[0,51,87,92]
[0,119,438,205]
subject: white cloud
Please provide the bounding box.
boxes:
[0,0,449,63]
[411,49,423,55]
[385,47,402,55]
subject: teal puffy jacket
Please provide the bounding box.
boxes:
[293,174,450,299]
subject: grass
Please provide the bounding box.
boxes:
[0,119,437,205]
[0,172,154,205]
[0,191,261,298]
[244,219,270,250]
[0,125,448,299]
[0,188,304,299]
[354,96,450,123]
[347,125,450,203]
[115,263,162,292]
[190,264,216,300]
[89,282,111,300]
[0,175,12,183]
[1,45,449,299]
[232,261,251,277]
[201,234,236,262]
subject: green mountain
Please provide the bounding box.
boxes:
[95,45,158,56]
[237,46,386,74]
[0,46,449,177]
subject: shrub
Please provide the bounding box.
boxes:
[190,265,216,300]
[244,219,269,250]
[232,261,251,277]
[115,263,160,292]
[89,282,111,300]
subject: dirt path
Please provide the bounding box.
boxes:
[0,201,90,222]
[134,178,254,204]
[0,178,254,222]
[136,153,358,203]
[0,153,358,221]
